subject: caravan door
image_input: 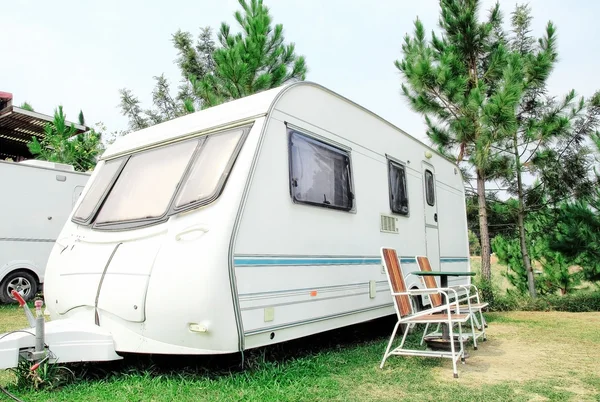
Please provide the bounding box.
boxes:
[422,163,441,271]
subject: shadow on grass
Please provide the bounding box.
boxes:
[69,314,402,382]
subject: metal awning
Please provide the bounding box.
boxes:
[0,105,88,160]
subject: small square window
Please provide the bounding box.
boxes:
[388,160,409,216]
[288,129,354,211]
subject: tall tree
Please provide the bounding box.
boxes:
[119,0,306,130]
[27,106,102,172]
[395,0,522,284]
[550,131,600,282]
[501,4,556,298]
[192,0,307,108]
[491,4,600,297]
[119,74,195,132]
[172,26,216,106]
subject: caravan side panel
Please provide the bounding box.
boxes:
[234,85,468,349]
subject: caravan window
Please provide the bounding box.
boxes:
[96,140,198,224]
[175,128,244,207]
[425,169,435,206]
[73,159,123,222]
[388,160,409,216]
[288,129,354,211]
[72,125,250,228]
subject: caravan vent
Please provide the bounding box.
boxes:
[380,214,398,234]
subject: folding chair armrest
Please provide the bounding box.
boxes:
[398,287,460,298]
[392,288,458,299]
[456,284,484,304]
[393,288,461,311]
[446,284,482,304]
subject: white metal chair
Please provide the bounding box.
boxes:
[379,247,470,378]
[414,256,488,349]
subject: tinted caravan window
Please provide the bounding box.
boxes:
[425,169,435,206]
[388,160,409,215]
[288,129,353,211]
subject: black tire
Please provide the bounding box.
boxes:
[411,290,425,312]
[0,271,38,304]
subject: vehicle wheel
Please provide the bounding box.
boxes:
[0,271,38,304]
[411,292,425,312]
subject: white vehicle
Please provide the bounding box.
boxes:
[0,160,89,303]
[0,82,470,368]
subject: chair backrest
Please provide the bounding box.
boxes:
[416,256,443,308]
[381,247,412,318]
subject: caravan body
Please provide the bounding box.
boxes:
[39,82,469,358]
[0,160,89,303]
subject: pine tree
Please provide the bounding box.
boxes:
[550,131,600,282]
[19,102,34,112]
[395,0,522,284]
[192,0,307,108]
[172,26,217,108]
[119,0,306,130]
[27,106,102,172]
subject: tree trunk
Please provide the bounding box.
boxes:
[476,169,491,282]
[513,135,537,298]
[517,205,536,298]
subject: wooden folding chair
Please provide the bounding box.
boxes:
[414,256,488,349]
[380,247,470,378]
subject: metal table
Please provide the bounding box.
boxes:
[409,271,476,350]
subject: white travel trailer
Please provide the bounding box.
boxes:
[0,160,90,303]
[0,82,470,368]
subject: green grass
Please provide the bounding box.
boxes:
[1,305,600,401]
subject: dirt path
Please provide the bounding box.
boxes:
[433,311,600,396]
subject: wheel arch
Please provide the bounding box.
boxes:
[0,261,43,285]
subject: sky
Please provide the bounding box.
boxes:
[2,0,600,145]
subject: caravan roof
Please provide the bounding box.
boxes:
[102,86,287,159]
[102,82,445,163]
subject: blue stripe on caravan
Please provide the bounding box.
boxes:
[234,257,381,266]
[440,257,470,263]
[233,256,423,266]
[233,256,469,267]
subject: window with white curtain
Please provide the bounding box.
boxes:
[72,125,249,228]
[96,140,198,224]
[73,158,123,222]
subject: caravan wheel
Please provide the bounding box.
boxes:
[0,271,38,304]
[410,291,425,312]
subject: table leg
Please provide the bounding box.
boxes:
[440,276,450,340]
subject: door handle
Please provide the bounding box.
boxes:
[175,226,209,241]
[434,213,438,222]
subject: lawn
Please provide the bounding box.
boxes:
[1,304,599,401]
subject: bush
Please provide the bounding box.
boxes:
[487,291,600,312]
[486,293,524,312]
[522,291,600,312]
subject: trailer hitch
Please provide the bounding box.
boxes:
[11,290,47,364]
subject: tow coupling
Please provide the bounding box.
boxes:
[0,291,122,371]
